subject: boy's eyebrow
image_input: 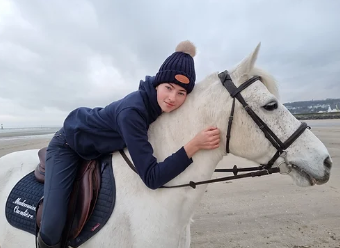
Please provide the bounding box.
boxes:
[168,83,187,92]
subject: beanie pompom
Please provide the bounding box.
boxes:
[175,40,196,58]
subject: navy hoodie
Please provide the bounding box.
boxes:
[63,76,193,189]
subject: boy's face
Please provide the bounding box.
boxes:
[156,83,187,113]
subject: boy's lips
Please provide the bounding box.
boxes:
[165,102,174,107]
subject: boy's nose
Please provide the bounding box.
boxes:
[168,93,176,102]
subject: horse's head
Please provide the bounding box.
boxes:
[211,43,332,187]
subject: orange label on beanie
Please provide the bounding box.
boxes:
[175,74,190,84]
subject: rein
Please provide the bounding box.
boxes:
[119,70,309,189]
[119,150,279,189]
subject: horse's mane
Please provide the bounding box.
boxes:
[196,66,280,101]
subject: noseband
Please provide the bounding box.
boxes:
[120,70,310,189]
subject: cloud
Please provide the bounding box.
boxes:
[0,0,339,127]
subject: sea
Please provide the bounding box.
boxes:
[0,127,61,141]
[0,119,339,142]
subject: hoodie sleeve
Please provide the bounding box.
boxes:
[116,108,193,189]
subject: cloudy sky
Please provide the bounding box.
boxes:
[0,0,339,127]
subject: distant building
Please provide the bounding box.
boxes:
[284,99,340,114]
[327,105,340,113]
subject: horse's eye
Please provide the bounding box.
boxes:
[263,101,278,111]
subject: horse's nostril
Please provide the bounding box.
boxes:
[324,156,332,169]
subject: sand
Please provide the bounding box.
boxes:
[191,125,340,248]
[0,122,339,247]
[0,137,52,158]
[0,127,59,158]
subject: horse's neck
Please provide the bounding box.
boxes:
[148,79,231,219]
[167,149,225,220]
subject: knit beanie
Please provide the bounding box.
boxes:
[153,40,196,94]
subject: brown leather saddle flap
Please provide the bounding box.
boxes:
[68,159,101,239]
[35,147,47,183]
[35,148,101,240]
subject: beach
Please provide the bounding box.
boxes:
[191,119,340,248]
[0,120,339,247]
[0,127,59,158]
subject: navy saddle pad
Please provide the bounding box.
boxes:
[5,154,116,248]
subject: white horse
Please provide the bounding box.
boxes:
[0,44,332,248]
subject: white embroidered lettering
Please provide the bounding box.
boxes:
[12,197,36,219]
[13,206,34,219]
[12,198,36,211]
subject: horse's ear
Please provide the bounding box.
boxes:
[233,42,261,83]
[244,42,261,73]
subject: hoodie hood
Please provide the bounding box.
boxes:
[138,76,162,123]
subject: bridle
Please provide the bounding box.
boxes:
[219,70,310,171]
[120,70,310,189]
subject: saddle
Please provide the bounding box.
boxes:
[34,147,101,240]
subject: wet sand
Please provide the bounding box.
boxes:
[0,120,339,247]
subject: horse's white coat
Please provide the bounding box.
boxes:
[0,44,331,248]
